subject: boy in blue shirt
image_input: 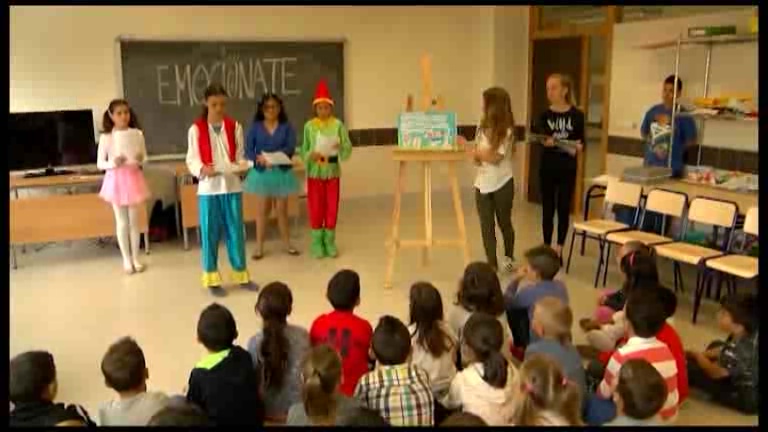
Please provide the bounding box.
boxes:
[640,74,697,177]
[504,245,569,352]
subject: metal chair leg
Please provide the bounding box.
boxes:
[593,239,605,288]
[602,242,612,287]
[565,230,577,274]
[692,268,706,324]
[673,261,679,292]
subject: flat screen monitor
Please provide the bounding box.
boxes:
[9,109,97,172]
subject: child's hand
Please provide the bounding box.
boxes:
[543,137,555,147]
[256,154,270,167]
[114,155,127,166]
[704,346,721,360]
[200,165,217,178]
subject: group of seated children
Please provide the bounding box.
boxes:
[8,244,759,426]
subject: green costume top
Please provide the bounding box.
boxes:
[300,117,352,179]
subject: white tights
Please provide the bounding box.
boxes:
[112,204,142,269]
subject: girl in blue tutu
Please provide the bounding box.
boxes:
[243,93,301,259]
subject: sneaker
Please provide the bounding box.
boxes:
[500,257,516,274]
[209,286,227,297]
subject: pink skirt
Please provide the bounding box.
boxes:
[99,165,150,207]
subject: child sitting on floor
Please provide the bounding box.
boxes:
[504,245,568,350]
[408,282,458,423]
[9,351,96,427]
[248,282,310,422]
[579,249,659,353]
[594,241,647,324]
[448,262,513,362]
[442,313,517,426]
[605,358,667,426]
[310,269,373,396]
[187,303,263,426]
[525,297,586,393]
[509,354,583,426]
[354,315,434,426]
[588,288,680,425]
[685,294,758,415]
[99,337,169,426]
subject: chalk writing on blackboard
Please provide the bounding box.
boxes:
[155,57,301,106]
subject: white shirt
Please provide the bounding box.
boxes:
[96,129,147,170]
[408,322,458,399]
[473,127,514,194]
[186,121,250,196]
[441,363,518,426]
[446,306,514,363]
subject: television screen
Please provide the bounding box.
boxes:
[9,110,97,171]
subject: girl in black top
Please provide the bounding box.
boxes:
[534,73,585,260]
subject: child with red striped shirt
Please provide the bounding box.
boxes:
[585,288,679,425]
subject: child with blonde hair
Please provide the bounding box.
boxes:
[510,354,583,426]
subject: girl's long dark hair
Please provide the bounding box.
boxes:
[201,83,229,119]
[102,99,141,133]
[409,282,454,358]
[256,282,293,389]
[254,92,289,124]
[456,262,505,317]
[620,246,658,295]
[480,87,515,151]
[301,345,342,425]
[463,313,508,388]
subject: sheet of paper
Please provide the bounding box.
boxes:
[262,151,293,166]
[112,129,144,164]
[315,133,339,157]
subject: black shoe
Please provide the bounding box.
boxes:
[240,281,260,292]
[209,286,227,297]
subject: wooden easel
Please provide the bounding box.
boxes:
[383,55,470,289]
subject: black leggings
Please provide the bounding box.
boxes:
[540,158,577,246]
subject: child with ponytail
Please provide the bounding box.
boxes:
[510,354,583,426]
[247,282,310,421]
[442,313,517,426]
[97,99,150,274]
[287,345,360,426]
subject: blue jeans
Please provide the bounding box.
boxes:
[583,393,617,425]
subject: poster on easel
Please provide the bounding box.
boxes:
[397,111,458,150]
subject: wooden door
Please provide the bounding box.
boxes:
[527,37,585,205]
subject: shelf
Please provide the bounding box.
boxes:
[684,113,758,123]
[636,33,758,50]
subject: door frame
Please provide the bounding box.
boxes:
[523,6,618,217]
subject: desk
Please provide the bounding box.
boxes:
[585,174,758,217]
[10,174,149,269]
[174,162,306,250]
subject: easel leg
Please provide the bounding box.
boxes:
[385,161,407,289]
[448,161,470,265]
[422,162,433,266]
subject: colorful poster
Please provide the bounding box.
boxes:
[397,111,457,150]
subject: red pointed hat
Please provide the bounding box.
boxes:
[313,79,334,106]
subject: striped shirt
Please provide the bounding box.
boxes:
[598,336,679,423]
[354,363,434,426]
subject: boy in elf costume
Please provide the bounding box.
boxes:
[301,80,353,258]
[186,84,258,297]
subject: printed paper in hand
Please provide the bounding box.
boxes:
[112,129,144,164]
[262,152,293,166]
[315,133,339,157]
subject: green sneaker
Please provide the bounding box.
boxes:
[324,229,338,258]
[310,229,327,259]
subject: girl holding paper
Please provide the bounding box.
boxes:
[534,73,585,262]
[185,83,257,297]
[97,99,151,275]
[243,93,300,259]
[300,80,353,259]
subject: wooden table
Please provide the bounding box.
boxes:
[174,161,306,250]
[10,174,150,269]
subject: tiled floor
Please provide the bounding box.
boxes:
[9,190,757,426]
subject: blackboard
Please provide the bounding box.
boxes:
[119,39,345,156]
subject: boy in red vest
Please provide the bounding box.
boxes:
[186,83,257,297]
[300,80,353,258]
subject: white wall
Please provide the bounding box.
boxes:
[10,5,530,199]
[608,9,758,151]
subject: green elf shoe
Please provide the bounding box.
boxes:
[310,229,327,259]
[324,229,339,258]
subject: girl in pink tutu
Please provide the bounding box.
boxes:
[97,99,151,274]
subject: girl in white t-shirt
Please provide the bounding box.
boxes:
[458,87,516,273]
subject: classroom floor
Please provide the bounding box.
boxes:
[9,189,758,426]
